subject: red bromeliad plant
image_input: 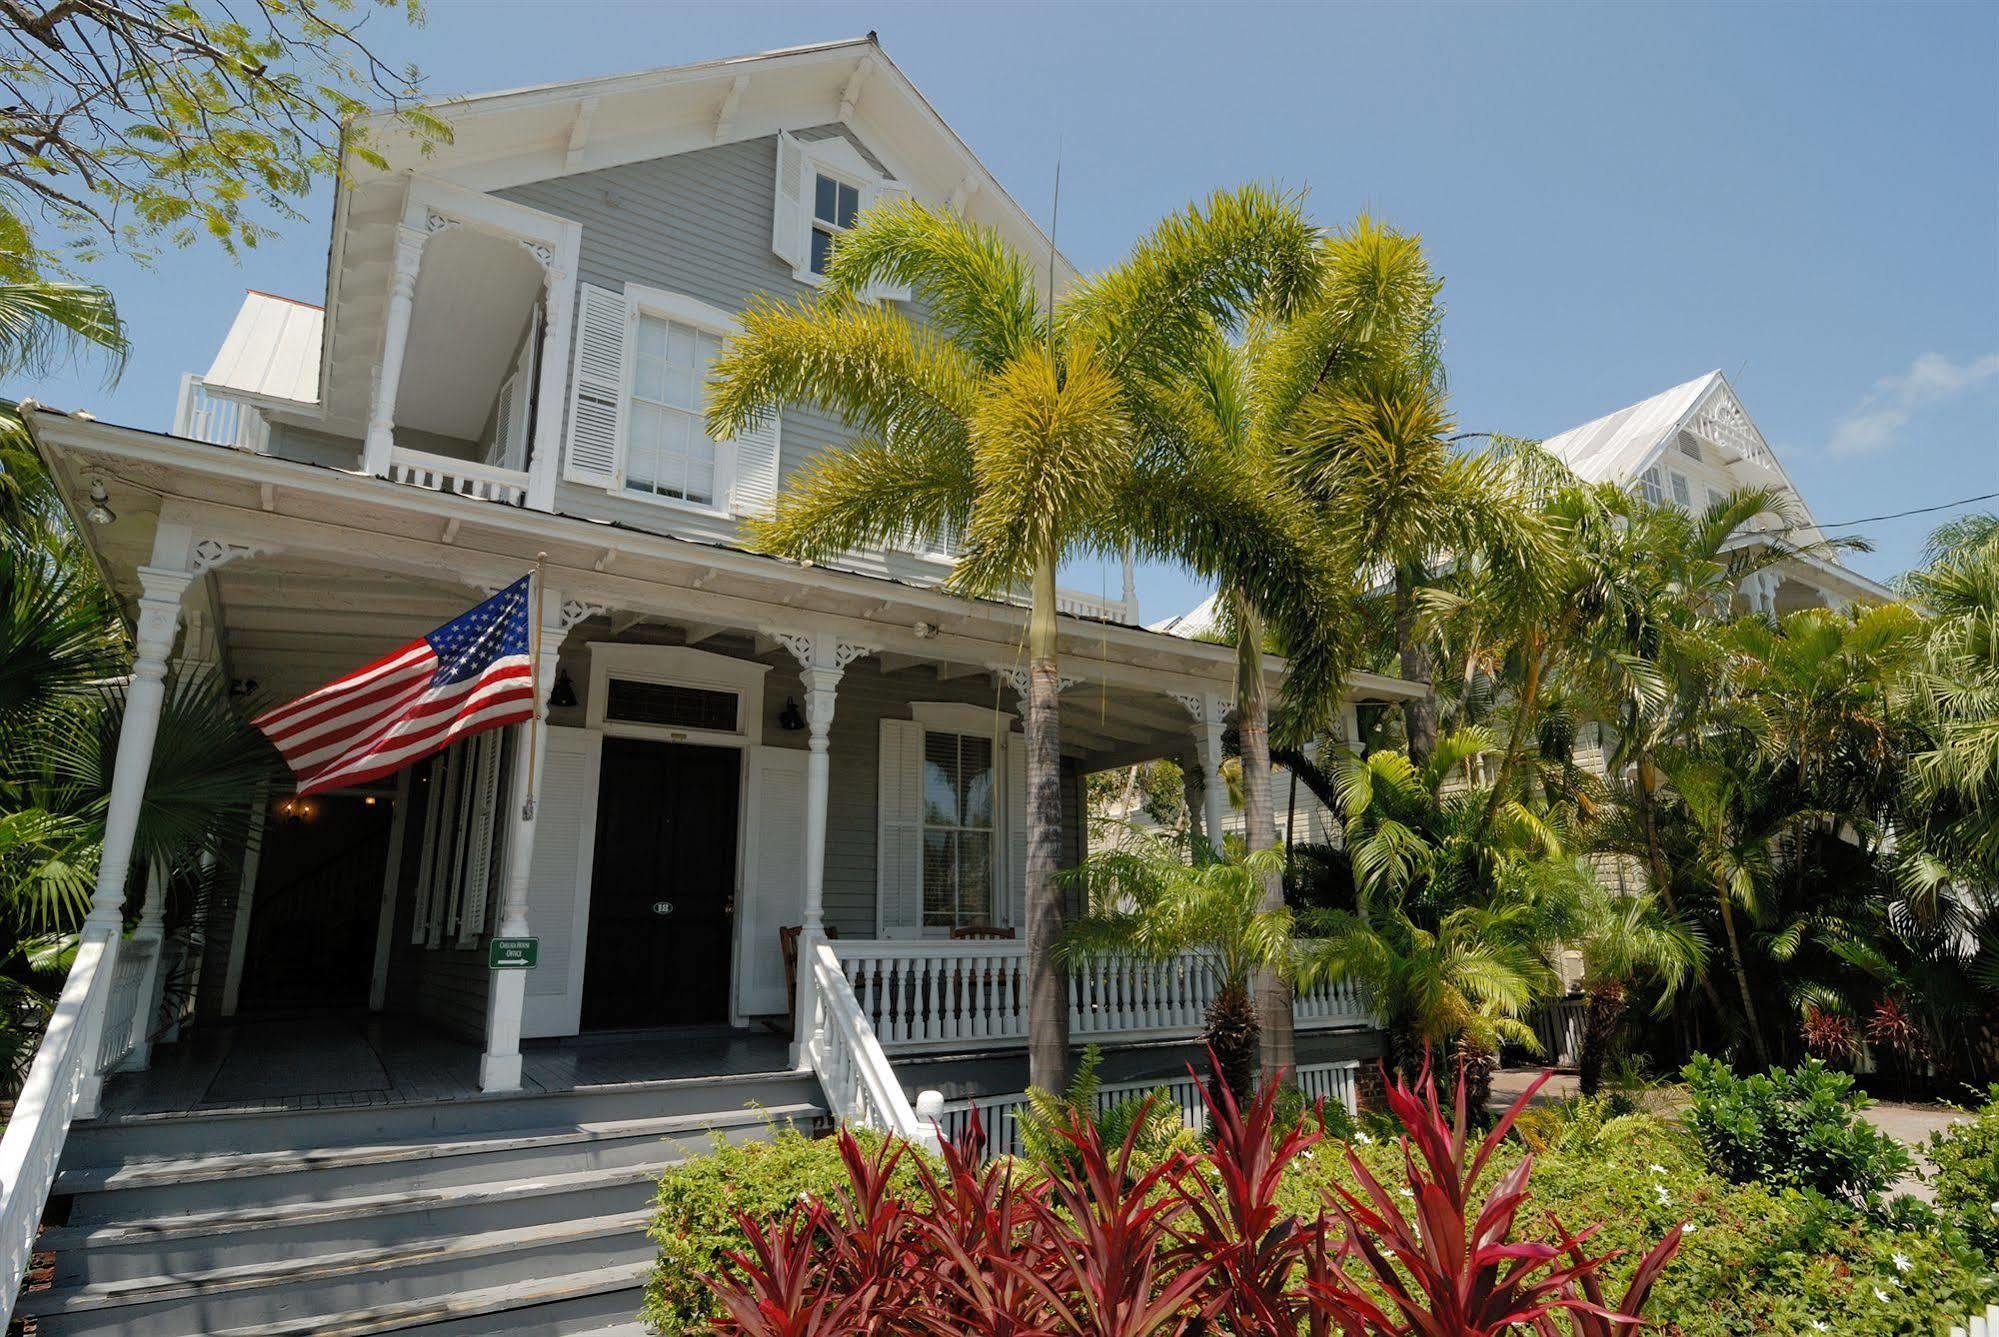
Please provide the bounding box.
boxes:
[1307,1060,1677,1336]
[701,1057,1684,1337]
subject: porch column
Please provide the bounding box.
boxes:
[76,561,192,1116]
[121,862,168,1070]
[777,630,878,1068]
[361,225,428,478]
[480,585,583,1092]
[1177,691,1229,848]
[525,258,574,513]
[1303,740,1328,845]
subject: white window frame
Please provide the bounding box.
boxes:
[617,285,743,519]
[807,163,868,282]
[584,642,770,749]
[780,133,908,293]
[1637,466,1664,506]
[1669,470,1692,509]
[903,702,1012,936]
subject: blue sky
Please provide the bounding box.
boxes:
[20,1,1996,623]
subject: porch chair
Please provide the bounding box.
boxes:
[948,925,1016,940]
[779,923,838,1037]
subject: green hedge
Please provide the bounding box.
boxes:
[1931,1085,1999,1264]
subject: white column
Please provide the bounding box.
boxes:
[1303,740,1328,845]
[362,225,428,478]
[480,586,573,1092]
[75,561,192,1117]
[1341,701,1364,755]
[526,260,573,513]
[778,629,877,1068]
[1191,692,1228,848]
[120,862,167,1070]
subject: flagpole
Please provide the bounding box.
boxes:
[522,552,547,821]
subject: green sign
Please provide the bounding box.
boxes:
[489,936,538,970]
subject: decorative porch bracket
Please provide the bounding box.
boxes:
[1170,691,1232,843]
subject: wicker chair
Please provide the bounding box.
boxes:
[779,923,839,1035]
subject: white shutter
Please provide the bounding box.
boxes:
[739,747,808,1016]
[455,730,505,948]
[1006,734,1027,928]
[523,727,602,1038]
[877,718,925,936]
[563,283,626,487]
[772,131,808,271]
[729,410,782,517]
[864,179,912,302]
[408,751,447,945]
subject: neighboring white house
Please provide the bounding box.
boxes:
[3,39,1397,1332]
[1160,369,1897,847]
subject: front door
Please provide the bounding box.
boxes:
[582,738,740,1029]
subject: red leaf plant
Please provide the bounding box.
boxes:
[1006,1094,1216,1336]
[905,1109,1057,1336]
[710,1201,873,1337]
[1178,1054,1327,1336]
[1531,1215,1685,1337]
[1306,1058,1657,1336]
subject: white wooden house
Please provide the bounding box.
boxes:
[2,38,1400,1333]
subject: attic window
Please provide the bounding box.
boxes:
[1637,466,1664,506]
[810,172,862,276]
[1670,471,1692,508]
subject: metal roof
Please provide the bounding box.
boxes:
[204,291,324,406]
[1536,370,1721,484]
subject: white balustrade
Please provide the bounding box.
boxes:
[172,374,268,452]
[1053,587,1139,625]
[933,1060,1362,1164]
[832,940,1373,1055]
[805,941,942,1153]
[0,936,114,1328]
[387,446,529,507]
[1952,1304,1999,1337]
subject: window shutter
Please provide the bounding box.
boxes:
[1006,734,1027,928]
[877,718,925,935]
[729,410,782,517]
[455,730,507,947]
[408,751,447,945]
[563,283,626,487]
[524,727,601,1037]
[772,131,808,271]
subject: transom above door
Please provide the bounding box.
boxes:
[585,642,769,747]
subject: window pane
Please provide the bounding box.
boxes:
[633,352,667,403]
[957,832,992,923]
[626,405,661,488]
[635,314,667,358]
[809,226,834,275]
[814,173,838,225]
[685,452,715,505]
[923,732,960,825]
[923,830,956,926]
[960,736,994,827]
[665,321,696,368]
[837,182,860,229]
[1671,472,1691,507]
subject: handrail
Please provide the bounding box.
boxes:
[386,445,529,506]
[0,935,113,1327]
[806,941,941,1154]
[172,374,269,452]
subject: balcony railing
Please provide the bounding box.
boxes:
[387,446,529,507]
[829,939,1372,1055]
[173,374,268,452]
[1055,587,1141,625]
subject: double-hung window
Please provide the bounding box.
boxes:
[627,313,725,507]
[1637,466,1664,506]
[809,171,863,278]
[920,731,996,929]
[1670,470,1692,509]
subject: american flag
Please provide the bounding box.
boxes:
[254,577,537,796]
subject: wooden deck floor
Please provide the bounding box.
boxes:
[97,1015,798,1119]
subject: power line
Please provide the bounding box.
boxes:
[1810,490,1999,530]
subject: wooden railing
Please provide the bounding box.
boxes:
[0,936,114,1327]
[172,374,268,452]
[1053,587,1139,625]
[933,1059,1362,1163]
[830,940,1373,1055]
[804,941,942,1153]
[387,446,529,507]
[95,937,155,1072]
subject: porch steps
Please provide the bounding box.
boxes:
[23,1074,823,1335]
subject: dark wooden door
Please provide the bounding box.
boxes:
[582,738,740,1029]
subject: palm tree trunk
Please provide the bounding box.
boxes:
[1578,981,1625,1097]
[1233,592,1294,1083]
[1394,564,1437,767]
[1716,896,1770,1069]
[1633,745,1732,1020]
[1206,979,1260,1117]
[1025,555,1071,1094]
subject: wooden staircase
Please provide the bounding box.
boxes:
[17,1069,821,1335]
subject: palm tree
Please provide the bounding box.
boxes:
[1899,518,1999,883]
[0,274,126,527]
[706,191,1323,1092]
[1550,864,1701,1096]
[1063,833,1295,1108]
[1662,753,1776,1068]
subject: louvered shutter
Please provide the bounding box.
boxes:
[1006,735,1027,928]
[864,179,912,302]
[408,751,447,945]
[729,410,782,517]
[772,131,808,271]
[563,283,626,487]
[455,730,506,947]
[877,718,925,936]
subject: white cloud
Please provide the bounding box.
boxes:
[1828,351,1999,457]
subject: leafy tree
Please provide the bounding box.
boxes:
[706,190,1324,1092]
[0,0,441,262]
[1900,516,1999,884]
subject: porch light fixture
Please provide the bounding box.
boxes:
[85,480,115,525]
[547,667,578,709]
[777,696,806,731]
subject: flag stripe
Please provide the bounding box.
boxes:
[293,665,532,787]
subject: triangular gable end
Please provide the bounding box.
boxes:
[1629,373,1827,539]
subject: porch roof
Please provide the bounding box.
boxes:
[28,409,1420,769]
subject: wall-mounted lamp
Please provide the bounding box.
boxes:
[547,667,578,709]
[229,677,260,698]
[777,696,806,732]
[85,480,116,526]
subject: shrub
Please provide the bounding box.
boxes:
[1930,1084,1999,1260]
[1013,1043,1190,1174]
[1682,1055,1912,1210]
